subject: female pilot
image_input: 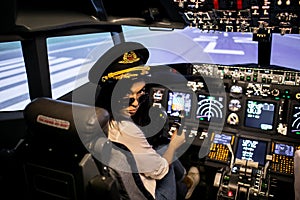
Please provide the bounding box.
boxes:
[94,42,199,200]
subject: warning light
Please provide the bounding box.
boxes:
[228,190,234,197]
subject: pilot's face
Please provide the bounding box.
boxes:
[120,80,146,117]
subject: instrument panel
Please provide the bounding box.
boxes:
[173,0,300,35]
[148,63,300,179]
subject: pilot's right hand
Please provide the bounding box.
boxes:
[169,128,186,150]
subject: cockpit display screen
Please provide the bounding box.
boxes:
[166,91,192,118]
[196,94,225,122]
[290,105,300,137]
[213,133,233,145]
[274,143,294,157]
[244,100,276,131]
[235,137,267,165]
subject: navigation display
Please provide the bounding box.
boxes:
[244,100,276,131]
[196,94,225,122]
[290,105,300,137]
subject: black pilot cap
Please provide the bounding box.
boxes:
[88,42,150,86]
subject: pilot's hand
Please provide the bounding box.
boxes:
[169,128,186,150]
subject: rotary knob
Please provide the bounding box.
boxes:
[271,89,280,97]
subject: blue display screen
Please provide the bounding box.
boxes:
[166,91,192,118]
[235,137,267,165]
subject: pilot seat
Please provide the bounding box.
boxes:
[22,97,153,200]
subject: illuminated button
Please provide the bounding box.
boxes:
[228,191,234,197]
[227,113,239,125]
[228,99,241,112]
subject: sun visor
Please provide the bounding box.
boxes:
[98,0,188,29]
[2,0,187,37]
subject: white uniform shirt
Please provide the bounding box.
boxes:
[107,120,169,198]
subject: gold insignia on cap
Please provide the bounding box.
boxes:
[118,51,140,64]
[101,66,150,82]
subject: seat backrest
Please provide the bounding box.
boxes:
[23,97,109,160]
[23,97,153,200]
[23,97,112,200]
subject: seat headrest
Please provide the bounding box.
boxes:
[23,97,110,147]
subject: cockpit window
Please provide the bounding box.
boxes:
[122,26,258,66]
[47,32,114,99]
[0,41,30,111]
[271,33,300,71]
